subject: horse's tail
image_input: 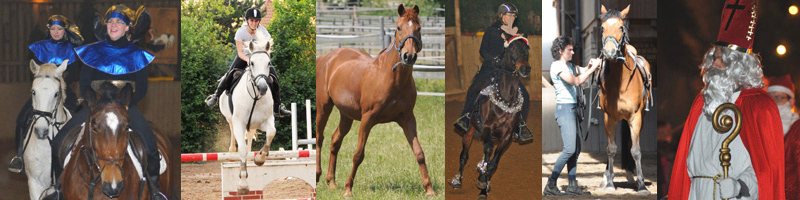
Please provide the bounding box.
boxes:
[620,120,636,173]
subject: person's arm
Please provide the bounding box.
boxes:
[559,58,600,86]
[479,27,503,60]
[235,40,249,63]
[130,68,148,105]
[79,64,93,99]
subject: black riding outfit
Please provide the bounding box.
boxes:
[454,21,531,141]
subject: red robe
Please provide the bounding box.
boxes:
[668,88,785,199]
[785,120,800,199]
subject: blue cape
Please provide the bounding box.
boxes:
[76,40,154,75]
[28,40,78,65]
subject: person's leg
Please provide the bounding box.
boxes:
[268,66,291,117]
[545,104,577,195]
[63,86,79,113]
[454,66,493,133]
[127,105,167,200]
[565,107,589,195]
[9,98,33,173]
[515,83,532,141]
[206,57,246,107]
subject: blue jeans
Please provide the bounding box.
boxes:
[551,103,581,181]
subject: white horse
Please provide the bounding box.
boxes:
[25,59,71,199]
[219,29,277,195]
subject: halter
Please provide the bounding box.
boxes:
[390,32,423,72]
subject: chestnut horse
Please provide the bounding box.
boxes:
[316,4,434,197]
[597,5,652,195]
[448,34,531,200]
[61,81,172,199]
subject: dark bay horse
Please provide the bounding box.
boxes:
[447,34,531,200]
[597,5,652,195]
[61,81,172,199]
[315,4,434,197]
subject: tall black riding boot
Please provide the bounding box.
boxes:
[268,68,291,117]
[205,70,234,107]
[147,152,168,200]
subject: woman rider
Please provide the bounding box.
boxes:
[453,3,532,141]
[204,7,291,117]
[45,5,167,200]
[543,36,600,196]
[9,15,82,173]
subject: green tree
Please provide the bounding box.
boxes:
[180,0,235,153]
[259,0,317,149]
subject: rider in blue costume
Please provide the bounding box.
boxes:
[453,3,532,142]
[204,7,292,117]
[43,5,166,200]
[9,15,82,173]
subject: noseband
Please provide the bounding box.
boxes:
[390,32,423,72]
[602,22,629,61]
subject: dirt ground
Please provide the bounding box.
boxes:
[181,161,314,200]
[445,100,543,200]
[541,152,658,199]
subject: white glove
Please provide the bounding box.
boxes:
[500,24,518,36]
[718,178,741,199]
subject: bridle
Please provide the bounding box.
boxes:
[79,104,138,199]
[495,35,530,77]
[244,50,272,130]
[390,27,423,72]
[30,75,67,138]
[601,18,630,63]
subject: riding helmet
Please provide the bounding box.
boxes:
[498,3,518,15]
[245,8,262,20]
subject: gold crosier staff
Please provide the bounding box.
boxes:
[712,103,742,200]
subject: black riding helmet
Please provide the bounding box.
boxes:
[498,3,518,15]
[245,8,262,20]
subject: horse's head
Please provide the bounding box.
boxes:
[394,4,422,66]
[501,33,531,77]
[244,29,273,96]
[29,59,68,139]
[85,80,134,198]
[599,5,630,60]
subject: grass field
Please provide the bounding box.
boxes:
[317,80,445,199]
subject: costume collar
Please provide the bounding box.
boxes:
[76,40,154,75]
[28,40,77,65]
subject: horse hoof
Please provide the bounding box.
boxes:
[425,190,436,196]
[603,186,616,194]
[477,194,487,200]
[626,171,635,184]
[343,190,353,197]
[636,189,650,196]
[448,180,462,189]
[328,182,337,189]
[238,188,250,195]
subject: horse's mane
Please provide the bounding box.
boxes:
[600,9,623,21]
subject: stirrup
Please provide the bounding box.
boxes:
[205,95,218,107]
[8,156,23,173]
[516,123,533,142]
[454,114,471,133]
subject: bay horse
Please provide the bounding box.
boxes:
[219,29,277,194]
[25,59,72,199]
[61,81,172,199]
[316,4,435,197]
[447,34,531,200]
[597,5,652,195]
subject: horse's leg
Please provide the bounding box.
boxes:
[602,114,618,193]
[228,121,236,153]
[231,123,250,195]
[343,114,377,197]
[479,127,514,199]
[450,125,475,189]
[254,116,277,166]
[629,113,649,195]
[326,113,353,189]
[398,113,435,196]
[316,102,333,183]
[476,132,493,190]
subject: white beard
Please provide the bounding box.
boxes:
[778,101,799,135]
[702,67,738,120]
